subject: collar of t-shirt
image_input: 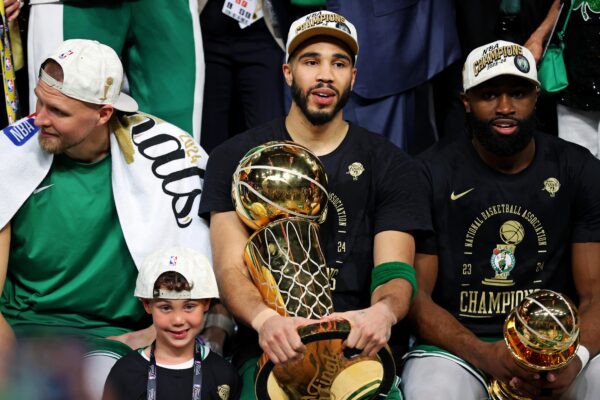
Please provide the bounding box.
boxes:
[280,118,352,163]
[138,348,194,369]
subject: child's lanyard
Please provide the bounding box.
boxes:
[147,336,203,400]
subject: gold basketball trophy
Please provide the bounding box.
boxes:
[232,141,396,399]
[489,289,579,399]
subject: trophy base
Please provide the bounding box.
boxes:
[255,320,395,400]
[488,379,531,400]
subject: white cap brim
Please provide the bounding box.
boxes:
[114,93,138,112]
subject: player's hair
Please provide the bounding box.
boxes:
[153,271,193,292]
[41,59,64,82]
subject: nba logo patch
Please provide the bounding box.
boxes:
[169,256,178,266]
[59,50,74,59]
[2,117,39,146]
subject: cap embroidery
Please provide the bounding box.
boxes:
[58,50,73,59]
[473,43,523,77]
[514,55,530,73]
[296,12,346,34]
[99,77,114,101]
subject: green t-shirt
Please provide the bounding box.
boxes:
[1,154,149,343]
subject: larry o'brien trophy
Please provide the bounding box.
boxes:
[232,141,396,400]
[489,289,579,400]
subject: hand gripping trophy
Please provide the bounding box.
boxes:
[489,289,580,399]
[232,141,395,400]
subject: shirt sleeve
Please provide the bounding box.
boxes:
[199,141,248,219]
[414,157,438,255]
[571,152,600,243]
[374,147,433,236]
[102,359,129,400]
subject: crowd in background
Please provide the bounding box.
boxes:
[3,0,597,156]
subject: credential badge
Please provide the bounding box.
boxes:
[217,384,231,400]
[542,177,560,197]
[347,162,364,180]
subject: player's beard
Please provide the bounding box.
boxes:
[467,113,535,157]
[291,80,351,126]
[38,131,86,154]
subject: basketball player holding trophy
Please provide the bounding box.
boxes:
[402,40,600,399]
[200,10,431,399]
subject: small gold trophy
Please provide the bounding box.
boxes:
[489,289,579,399]
[232,141,396,400]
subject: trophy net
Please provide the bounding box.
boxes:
[245,218,333,319]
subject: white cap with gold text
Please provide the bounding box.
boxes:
[463,40,540,92]
[286,10,358,63]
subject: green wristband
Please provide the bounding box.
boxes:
[370,261,418,303]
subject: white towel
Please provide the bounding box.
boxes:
[0,113,212,267]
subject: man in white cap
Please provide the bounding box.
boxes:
[0,39,211,399]
[402,40,600,399]
[200,10,430,399]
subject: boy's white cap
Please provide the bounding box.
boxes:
[134,246,219,300]
[462,40,540,92]
[39,39,138,112]
[286,10,358,63]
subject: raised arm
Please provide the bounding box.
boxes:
[524,0,561,62]
[210,211,308,364]
[3,0,22,22]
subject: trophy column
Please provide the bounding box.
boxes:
[232,141,396,400]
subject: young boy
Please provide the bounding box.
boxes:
[103,247,240,400]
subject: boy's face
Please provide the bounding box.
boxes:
[143,298,210,353]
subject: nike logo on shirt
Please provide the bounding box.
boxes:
[450,188,474,201]
[33,184,54,194]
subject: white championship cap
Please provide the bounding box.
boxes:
[286,10,359,63]
[39,39,138,112]
[134,246,219,300]
[462,40,540,92]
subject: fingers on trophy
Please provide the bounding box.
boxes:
[489,289,579,399]
[232,141,396,399]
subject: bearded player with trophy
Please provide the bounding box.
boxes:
[402,40,600,399]
[199,10,431,399]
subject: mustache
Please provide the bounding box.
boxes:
[489,116,521,125]
[309,82,339,96]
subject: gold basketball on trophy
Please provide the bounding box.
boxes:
[499,220,525,245]
[489,289,579,399]
[232,141,329,230]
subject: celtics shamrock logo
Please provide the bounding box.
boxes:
[574,0,600,21]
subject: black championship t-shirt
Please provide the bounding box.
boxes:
[199,118,431,365]
[417,132,600,337]
[104,349,241,400]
